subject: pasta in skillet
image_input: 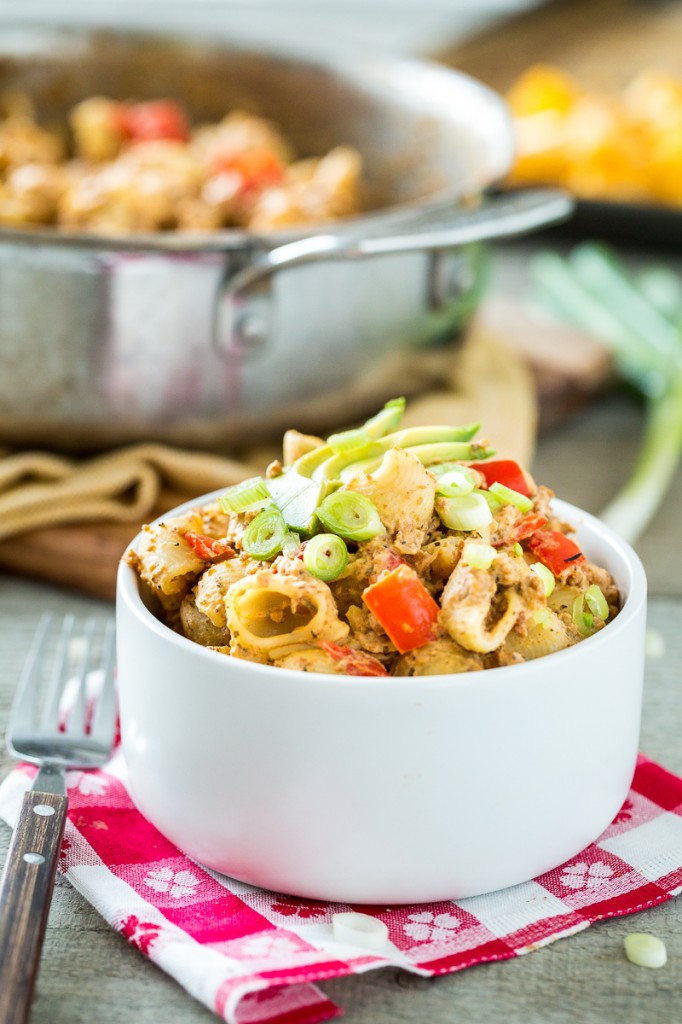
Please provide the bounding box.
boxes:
[126,399,621,676]
[0,94,362,234]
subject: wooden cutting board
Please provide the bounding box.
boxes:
[0,301,612,602]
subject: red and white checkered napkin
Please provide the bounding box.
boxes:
[2,752,682,1024]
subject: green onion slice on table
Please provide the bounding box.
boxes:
[303,534,349,581]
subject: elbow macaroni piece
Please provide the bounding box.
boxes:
[505,610,574,660]
[225,568,349,661]
[346,447,437,554]
[194,559,249,628]
[440,562,523,654]
[127,520,205,610]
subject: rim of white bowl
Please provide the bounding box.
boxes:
[117,492,647,690]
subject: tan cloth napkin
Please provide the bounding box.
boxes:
[0,322,536,544]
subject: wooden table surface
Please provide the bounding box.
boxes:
[1,236,681,1022]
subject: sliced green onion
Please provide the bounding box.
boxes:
[383,423,480,448]
[624,933,667,969]
[242,507,287,560]
[266,471,325,534]
[317,491,385,541]
[572,592,594,637]
[291,444,333,477]
[513,542,523,557]
[338,441,494,482]
[303,533,349,581]
[326,427,372,456]
[219,476,270,514]
[435,493,493,532]
[530,561,555,596]
[461,543,497,569]
[313,444,383,483]
[531,607,553,628]
[362,397,405,440]
[585,584,609,621]
[281,530,302,557]
[429,462,477,482]
[479,489,504,513]
[489,481,534,513]
[435,469,476,497]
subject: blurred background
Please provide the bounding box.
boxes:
[5,0,534,55]
[1,0,681,597]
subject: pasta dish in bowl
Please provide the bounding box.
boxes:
[126,398,621,674]
[116,401,647,903]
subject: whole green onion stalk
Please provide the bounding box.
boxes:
[530,243,682,543]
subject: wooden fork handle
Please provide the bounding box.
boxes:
[0,789,68,1024]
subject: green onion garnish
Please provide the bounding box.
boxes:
[531,608,553,628]
[489,482,534,513]
[281,530,302,557]
[326,427,372,456]
[303,533,349,581]
[435,493,493,532]
[435,469,476,497]
[513,542,523,556]
[219,476,270,514]
[266,471,325,534]
[461,543,497,569]
[479,489,504,513]
[362,397,406,440]
[429,462,477,482]
[530,561,555,596]
[585,584,609,621]
[572,592,594,637]
[313,445,383,484]
[291,444,333,477]
[317,491,385,541]
[624,932,668,969]
[337,441,494,482]
[242,507,287,560]
[383,424,480,448]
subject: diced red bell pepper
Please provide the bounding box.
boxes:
[115,100,189,143]
[513,513,548,542]
[527,529,585,575]
[183,532,235,561]
[210,146,285,197]
[362,565,440,654]
[468,459,533,498]
[320,642,389,677]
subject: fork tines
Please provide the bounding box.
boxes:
[10,613,117,755]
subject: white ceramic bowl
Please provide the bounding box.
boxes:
[116,494,647,904]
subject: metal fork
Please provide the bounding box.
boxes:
[0,614,117,1024]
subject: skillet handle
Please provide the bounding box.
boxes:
[213,187,572,358]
